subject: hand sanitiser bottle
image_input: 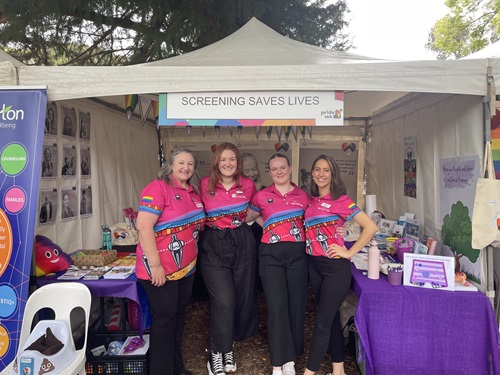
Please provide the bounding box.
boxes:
[367,239,380,280]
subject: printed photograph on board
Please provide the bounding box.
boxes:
[79,110,91,141]
[80,147,91,178]
[61,145,77,177]
[44,101,57,136]
[80,185,93,217]
[61,186,78,221]
[41,143,58,179]
[38,188,57,225]
[62,105,77,138]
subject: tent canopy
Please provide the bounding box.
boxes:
[15,18,498,118]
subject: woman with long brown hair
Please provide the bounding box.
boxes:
[303,154,377,375]
[198,142,258,375]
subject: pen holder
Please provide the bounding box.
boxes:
[387,267,403,285]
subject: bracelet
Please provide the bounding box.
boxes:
[150,264,162,268]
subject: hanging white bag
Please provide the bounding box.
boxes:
[471,142,500,249]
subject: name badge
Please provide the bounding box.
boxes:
[196,202,203,208]
[321,202,331,208]
[236,190,243,194]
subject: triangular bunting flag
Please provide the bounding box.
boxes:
[307,126,313,139]
[300,126,306,140]
[290,126,298,142]
[201,126,207,138]
[139,97,152,126]
[255,127,261,140]
[170,126,175,134]
[275,126,283,142]
[284,126,291,142]
[266,126,273,141]
[124,94,139,121]
[237,126,243,137]
[214,126,221,137]
[228,126,233,137]
[186,126,192,137]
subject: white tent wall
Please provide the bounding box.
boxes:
[36,98,158,252]
[367,93,484,277]
[0,61,18,86]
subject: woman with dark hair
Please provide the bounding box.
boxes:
[303,155,377,375]
[135,149,205,375]
[198,142,258,375]
[247,153,310,375]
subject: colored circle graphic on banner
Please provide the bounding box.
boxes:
[0,325,9,357]
[0,208,13,277]
[3,186,26,214]
[0,143,28,176]
[0,285,17,319]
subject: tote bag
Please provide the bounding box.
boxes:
[471,142,500,249]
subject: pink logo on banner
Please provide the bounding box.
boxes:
[4,186,26,214]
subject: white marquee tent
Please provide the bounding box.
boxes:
[14,18,500,118]
[1,18,498,298]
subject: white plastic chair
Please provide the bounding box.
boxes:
[0,282,92,375]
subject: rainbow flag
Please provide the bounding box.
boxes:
[124,94,139,120]
[492,127,500,179]
[152,101,159,121]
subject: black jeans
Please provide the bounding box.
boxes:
[198,225,258,353]
[306,255,351,371]
[259,241,308,366]
[139,274,194,375]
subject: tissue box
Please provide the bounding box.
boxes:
[71,249,117,267]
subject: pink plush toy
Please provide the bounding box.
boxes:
[34,235,72,276]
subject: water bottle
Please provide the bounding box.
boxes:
[101,225,112,250]
[367,238,380,280]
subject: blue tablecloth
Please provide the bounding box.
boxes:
[351,263,500,375]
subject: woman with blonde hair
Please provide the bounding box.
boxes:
[135,148,205,375]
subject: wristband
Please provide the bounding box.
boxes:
[150,264,162,268]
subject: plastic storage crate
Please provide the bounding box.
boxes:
[85,331,148,375]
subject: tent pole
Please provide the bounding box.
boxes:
[483,66,495,308]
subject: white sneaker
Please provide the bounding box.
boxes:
[223,350,237,373]
[207,351,225,375]
[282,361,295,375]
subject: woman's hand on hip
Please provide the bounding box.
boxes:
[327,243,349,259]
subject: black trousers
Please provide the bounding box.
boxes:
[306,255,351,371]
[259,242,308,366]
[198,225,258,353]
[138,274,194,375]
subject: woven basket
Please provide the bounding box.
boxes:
[71,249,117,267]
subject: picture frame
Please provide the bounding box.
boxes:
[405,218,420,241]
[403,253,455,291]
[378,218,396,236]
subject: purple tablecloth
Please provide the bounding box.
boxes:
[37,273,147,336]
[351,264,500,375]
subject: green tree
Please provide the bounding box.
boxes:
[0,0,352,66]
[426,0,500,59]
[442,201,480,265]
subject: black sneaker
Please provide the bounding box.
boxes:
[207,351,225,375]
[223,351,237,373]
